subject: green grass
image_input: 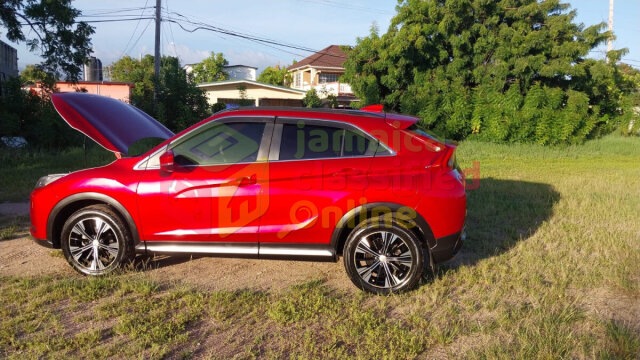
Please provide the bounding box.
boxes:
[0,145,112,202]
[1,133,639,358]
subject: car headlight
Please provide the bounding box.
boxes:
[35,174,67,189]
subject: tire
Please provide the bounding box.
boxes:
[60,204,134,276]
[343,217,424,294]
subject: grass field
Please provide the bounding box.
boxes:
[1,134,639,359]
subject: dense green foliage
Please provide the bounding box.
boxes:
[343,0,638,144]
[110,55,210,132]
[257,65,291,86]
[0,0,94,81]
[191,52,229,83]
[0,77,81,149]
[19,64,51,84]
[303,89,322,108]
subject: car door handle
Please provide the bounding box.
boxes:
[237,175,257,186]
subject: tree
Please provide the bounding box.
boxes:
[20,64,51,85]
[303,89,322,108]
[343,0,633,144]
[0,0,94,81]
[258,65,291,86]
[110,55,210,132]
[192,52,229,83]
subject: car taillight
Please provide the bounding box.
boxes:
[441,145,456,170]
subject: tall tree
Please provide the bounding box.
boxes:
[192,52,229,83]
[0,0,94,81]
[110,55,209,132]
[343,0,632,144]
[258,65,291,86]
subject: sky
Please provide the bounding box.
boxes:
[2,0,640,75]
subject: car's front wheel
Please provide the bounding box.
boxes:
[343,218,424,294]
[60,205,133,275]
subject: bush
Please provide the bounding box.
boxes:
[343,0,637,144]
[211,102,227,113]
[303,89,322,108]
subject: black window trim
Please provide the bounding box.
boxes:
[269,116,395,162]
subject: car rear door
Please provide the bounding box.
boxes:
[258,116,379,257]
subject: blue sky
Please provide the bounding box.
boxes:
[2,0,639,74]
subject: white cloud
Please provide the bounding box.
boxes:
[162,42,210,65]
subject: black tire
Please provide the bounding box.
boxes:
[343,217,424,294]
[60,204,134,276]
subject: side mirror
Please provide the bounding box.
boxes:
[160,150,175,172]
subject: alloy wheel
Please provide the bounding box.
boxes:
[353,230,414,289]
[67,217,120,274]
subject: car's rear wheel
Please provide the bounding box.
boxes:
[60,205,133,275]
[343,218,424,294]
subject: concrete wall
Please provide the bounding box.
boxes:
[27,82,133,103]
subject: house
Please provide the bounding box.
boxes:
[0,40,18,95]
[183,64,257,81]
[25,81,134,103]
[198,79,305,107]
[287,45,356,106]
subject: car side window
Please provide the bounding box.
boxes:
[342,129,377,157]
[278,121,383,160]
[171,122,266,166]
[279,122,343,160]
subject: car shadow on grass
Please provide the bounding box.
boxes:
[439,177,560,271]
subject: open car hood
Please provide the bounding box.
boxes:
[51,93,174,155]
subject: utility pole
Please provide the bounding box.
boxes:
[607,0,614,60]
[154,0,162,106]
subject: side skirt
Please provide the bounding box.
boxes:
[136,242,337,262]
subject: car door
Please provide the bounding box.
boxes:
[258,117,378,256]
[136,116,273,247]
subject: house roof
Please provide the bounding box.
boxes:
[287,45,349,71]
[197,79,305,94]
[224,64,258,69]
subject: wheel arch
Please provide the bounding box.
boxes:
[46,192,140,249]
[330,202,436,256]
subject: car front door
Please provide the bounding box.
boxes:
[136,117,273,249]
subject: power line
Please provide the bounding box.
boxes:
[164,15,347,59]
[164,0,178,60]
[119,0,151,58]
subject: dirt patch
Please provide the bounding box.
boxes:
[0,234,355,293]
[578,286,640,331]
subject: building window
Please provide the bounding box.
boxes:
[294,72,302,87]
[318,73,339,84]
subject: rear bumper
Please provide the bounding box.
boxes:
[430,229,464,263]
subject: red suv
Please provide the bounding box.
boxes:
[31,93,466,293]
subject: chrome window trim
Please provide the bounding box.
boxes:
[269,116,396,162]
[136,116,275,170]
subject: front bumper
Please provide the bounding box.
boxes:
[430,229,464,263]
[32,236,54,248]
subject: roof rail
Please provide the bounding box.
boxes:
[217,106,386,118]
